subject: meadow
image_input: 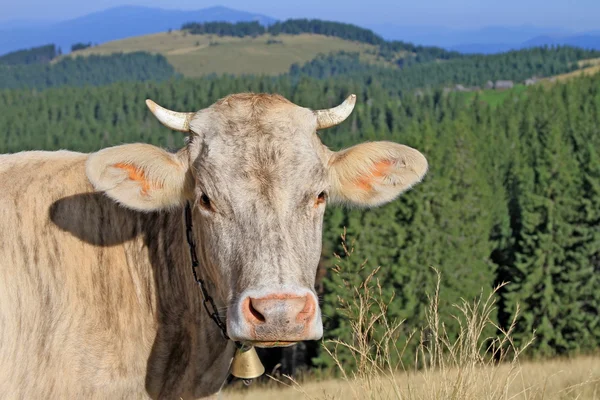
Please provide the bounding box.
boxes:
[66,31,385,76]
[225,356,600,400]
[226,270,600,400]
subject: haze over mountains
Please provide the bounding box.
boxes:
[369,24,600,53]
[0,6,275,55]
[0,5,598,56]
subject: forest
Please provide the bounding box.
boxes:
[182,21,266,37]
[291,46,599,91]
[1,43,597,94]
[0,52,177,90]
[71,42,93,52]
[1,64,598,374]
[0,44,59,65]
[268,18,386,45]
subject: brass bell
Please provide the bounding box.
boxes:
[231,345,265,380]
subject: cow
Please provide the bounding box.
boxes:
[0,93,428,399]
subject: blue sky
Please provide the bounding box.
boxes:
[1,0,599,31]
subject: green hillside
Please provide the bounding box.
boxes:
[0,52,177,90]
[66,18,456,77]
[2,70,600,370]
[67,31,386,77]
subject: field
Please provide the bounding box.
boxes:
[225,356,600,400]
[66,31,383,77]
[553,65,600,82]
[456,58,600,108]
[455,84,529,108]
[223,271,600,400]
[543,57,600,83]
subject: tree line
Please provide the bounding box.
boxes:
[0,52,177,90]
[0,71,598,374]
[181,21,266,37]
[290,47,600,91]
[268,18,384,45]
[71,42,93,52]
[2,44,597,95]
[181,18,460,61]
[0,44,59,65]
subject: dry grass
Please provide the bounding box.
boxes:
[577,58,600,68]
[224,356,600,400]
[223,258,600,400]
[552,65,600,82]
[63,31,383,77]
[539,57,600,84]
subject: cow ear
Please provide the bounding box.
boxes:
[86,143,193,211]
[328,141,428,207]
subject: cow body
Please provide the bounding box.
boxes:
[0,93,427,398]
[0,152,233,399]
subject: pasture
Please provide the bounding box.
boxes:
[536,57,600,84]
[226,356,600,400]
[226,270,600,400]
[66,31,385,76]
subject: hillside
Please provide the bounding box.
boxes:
[445,57,600,109]
[67,31,383,76]
[0,52,176,90]
[550,57,600,82]
[2,71,600,368]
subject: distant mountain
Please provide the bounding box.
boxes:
[0,18,57,30]
[0,6,277,55]
[368,24,569,48]
[450,43,519,54]
[523,34,600,50]
[451,34,600,54]
[368,23,600,54]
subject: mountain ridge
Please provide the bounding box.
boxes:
[370,23,599,53]
[2,6,599,57]
[0,5,277,55]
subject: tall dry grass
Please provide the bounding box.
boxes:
[225,243,600,400]
[315,268,535,400]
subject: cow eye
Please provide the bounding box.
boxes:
[316,191,327,205]
[199,193,212,210]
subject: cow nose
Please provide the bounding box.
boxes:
[239,293,317,342]
[248,295,308,324]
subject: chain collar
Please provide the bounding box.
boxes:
[184,202,241,348]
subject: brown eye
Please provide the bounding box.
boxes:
[199,193,212,210]
[316,191,327,205]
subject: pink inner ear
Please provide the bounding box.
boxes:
[355,159,394,191]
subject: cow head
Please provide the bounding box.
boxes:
[86,93,427,347]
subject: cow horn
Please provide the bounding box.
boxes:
[146,99,194,133]
[314,94,357,130]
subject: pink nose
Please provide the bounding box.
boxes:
[241,293,316,342]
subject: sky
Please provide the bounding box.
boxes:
[0,0,599,31]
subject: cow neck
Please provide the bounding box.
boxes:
[184,202,242,348]
[184,203,266,384]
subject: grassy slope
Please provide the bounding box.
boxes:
[457,59,600,108]
[224,356,600,400]
[553,65,600,82]
[66,31,382,77]
[457,84,528,108]
[544,57,600,83]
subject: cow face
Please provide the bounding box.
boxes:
[86,93,428,347]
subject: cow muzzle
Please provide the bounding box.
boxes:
[228,290,322,347]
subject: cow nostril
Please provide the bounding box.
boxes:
[248,299,266,323]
